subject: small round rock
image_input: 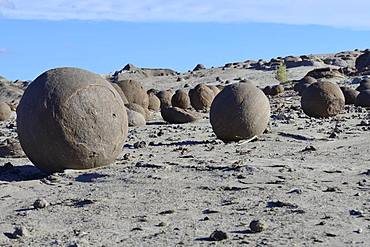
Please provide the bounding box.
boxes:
[249,219,267,233]
[209,230,228,241]
[33,198,49,209]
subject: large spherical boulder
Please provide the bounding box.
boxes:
[116,79,149,109]
[171,89,191,109]
[111,83,129,104]
[189,84,214,111]
[16,67,128,172]
[210,83,270,142]
[301,81,345,118]
[0,102,11,121]
[147,92,161,112]
[161,107,202,124]
[156,90,174,108]
[340,87,359,105]
[355,90,370,107]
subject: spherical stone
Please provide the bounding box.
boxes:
[156,90,174,108]
[147,92,161,112]
[33,198,49,209]
[111,83,129,104]
[294,76,317,95]
[126,108,146,127]
[340,87,359,105]
[210,83,271,142]
[16,67,128,172]
[161,107,202,124]
[355,51,370,72]
[189,84,214,111]
[270,85,284,96]
[0,102,11,121]
[249,220,267,233]
[116,79,149,109]
[355,90,370,107]
[171,89,191,109]
[301,81,345,118]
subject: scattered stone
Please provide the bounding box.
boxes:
[301,81,345,118]
[16,67,128,172]
[249,220,267,233]
[12,225,30,239]
[133,141,147,149]
[270,85,284,96]
[210,83,270,142]
[193,64,206,71]
[161,107,202,124]
[349,209,364,217]
[209,230,228,241]
[33,198,49,209]
[0,139,25,158]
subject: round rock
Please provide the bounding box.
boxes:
[301,81,345,118]
[340,87,359,105]
[0,102,11,121]
[147,92,161,112]
[156,90,174,108]
[355,90,370,107]
[16,67,128,172]
[161,107,201,124]
[210,83,271,142]
[126,108,146,127]
[189,84,214,111]
[171,89,191,109]
[116,79,149,109]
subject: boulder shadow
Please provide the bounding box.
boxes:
[150,140,212,147]
[75,172,109,183]
[0,163,48,182]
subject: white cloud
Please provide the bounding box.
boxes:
[0,48,7,54]
[0,0,370,29]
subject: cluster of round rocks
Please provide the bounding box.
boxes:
[13,57,370,172]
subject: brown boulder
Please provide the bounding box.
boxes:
[210,83,270,142]
[161,107,202,124]
[116,79,149,109]
[301,81,345,118]
[171,89,191,109]
[189,84,214,111]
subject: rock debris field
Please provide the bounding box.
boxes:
[0,49,370,246]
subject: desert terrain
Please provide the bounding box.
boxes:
[0,50,370,246]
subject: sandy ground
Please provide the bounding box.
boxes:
[0,62,370,246]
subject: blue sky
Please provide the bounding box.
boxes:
[1,0,370,80]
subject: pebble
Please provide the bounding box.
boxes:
[209,230,228,241]
[33,198,49,209]
[249,220,267,233]
[12,225,30,238]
